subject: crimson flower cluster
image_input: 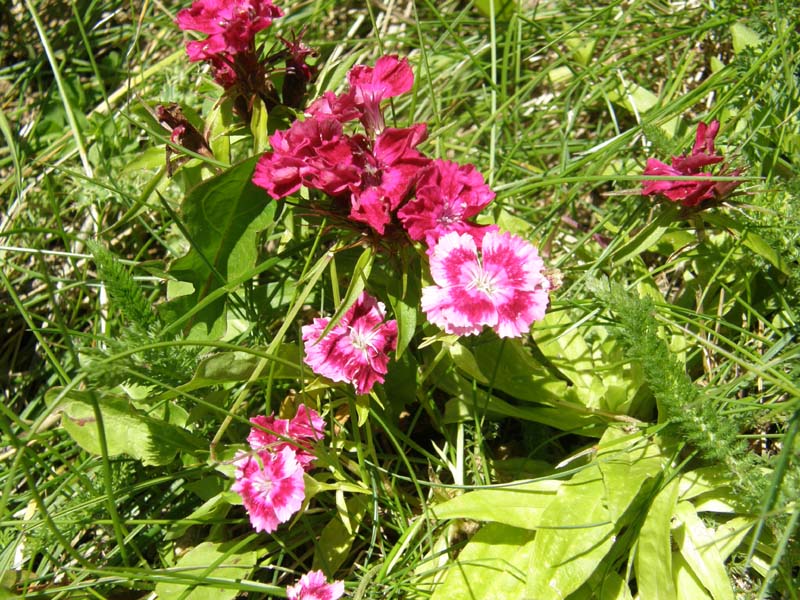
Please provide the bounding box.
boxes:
[231,405,324,533]
[642,120,741,208]
[253,55,551,395]
[175,0,316,112]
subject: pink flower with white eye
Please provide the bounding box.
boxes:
[231,447,306,533]
[398,159,496,247]
[176,0,282,61]
[348,124,430,234]
[421,230,550,338]
[286,570,345,600]
[302,292,398,395]
[348,55,414,135]
[247,405,325,470]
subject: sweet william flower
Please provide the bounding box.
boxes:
[247,405,325,470]
[176,0,282,61]
[231,447,305,533]
[422,230,550,338]
[348,124,430,234]
[348,55,414,135]
[286,570,345,600]
[642,120,741,207]
[252,116,363,199]
[398,159,496,247]
[302,292,398,395]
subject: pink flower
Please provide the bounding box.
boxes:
[302,292,398,395]
[252,116,363,199]
[642,120,740,207]
[348,124,430,234]
[306,90,361,123]
[348,55,414,135]
[398,159,496,247]
[231,447,306,533]
[176,0,282,61]
[421,230,550,338]
[247,405,325,470]
[286,570,345,600]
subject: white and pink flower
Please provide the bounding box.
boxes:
[286,570,345,600]
[421,230,550,338]
[247,405,325,470]
[231,447,306,533]
[302,292,398,395]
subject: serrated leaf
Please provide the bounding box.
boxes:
[155,540,257,600]
[47,389,204,466]
[431,480,561,530]
[431,523,535,600]
[162,157,275,338]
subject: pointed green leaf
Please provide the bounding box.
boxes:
[431,480,561,530]
[48,389,204,466]
[635,479,680,600]
[162,156,275,338]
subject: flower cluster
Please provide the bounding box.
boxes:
[642,120,741,208]
[231,405,324,533]
[175,0,316,113]
[286,570,345,600]
[253,55,551,393]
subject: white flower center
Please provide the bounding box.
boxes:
[350,326,377,356]
[468,264,498,297]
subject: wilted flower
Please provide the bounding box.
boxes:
[398,159,496,247]
[231,447,305,533]
[421,230,550,338]
[302,292,398,395]
[642,120,741,207]
[247,405,325,470]
[286,570,345,600]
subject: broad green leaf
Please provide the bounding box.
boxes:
[206,97,234,165]
[448,343,489,384]
[672,502,734,600]
[178,346,302,392]
[472,0,517,20]
[672,551,712,600]
[430,480,561,530]
[166,493,231,541]
[313,495,369,574]
[48,389,204,466]
[608,82,678,136]
[713,517,754,561]
[431,523,535,600]
[730,23,761,54]
[679,467,733,501]
[155,540,257,600]
[635,479,679,600]
[525,431,663,599]
[162,157,276,338]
